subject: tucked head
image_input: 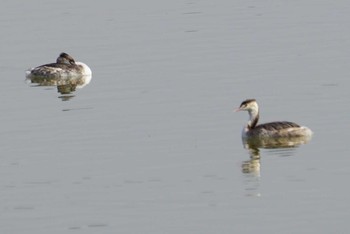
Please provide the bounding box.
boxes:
[235,99,258,112]
[56,52,76,65]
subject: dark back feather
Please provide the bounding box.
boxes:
[254,121,300,131]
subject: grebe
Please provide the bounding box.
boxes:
[235,99,313,138]
[26,53,92,78]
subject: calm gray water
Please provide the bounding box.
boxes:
[1,0,350,233]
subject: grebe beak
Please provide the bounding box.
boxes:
[234,108,242,112]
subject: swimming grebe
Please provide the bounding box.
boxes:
[235,99,313,138]
[26,53,92,78]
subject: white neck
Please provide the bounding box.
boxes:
[247,106,259,129]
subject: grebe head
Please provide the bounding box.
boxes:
[235,99,259,113]
[235,99,260,130]
[56,52,76,65]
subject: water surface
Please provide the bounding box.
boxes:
[1,0,350,233]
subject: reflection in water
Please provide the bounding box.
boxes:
[243,135,312,150]
[241,135,312,197]
[241,144,261,197]
[25,74,92,101]
[242,147,260,175]
[241,146,261,197]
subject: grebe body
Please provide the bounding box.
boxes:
[235,99,312,138]
[26,53,92,78]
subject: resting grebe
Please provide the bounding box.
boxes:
[235,99,313,138]
[26,53,92,78]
